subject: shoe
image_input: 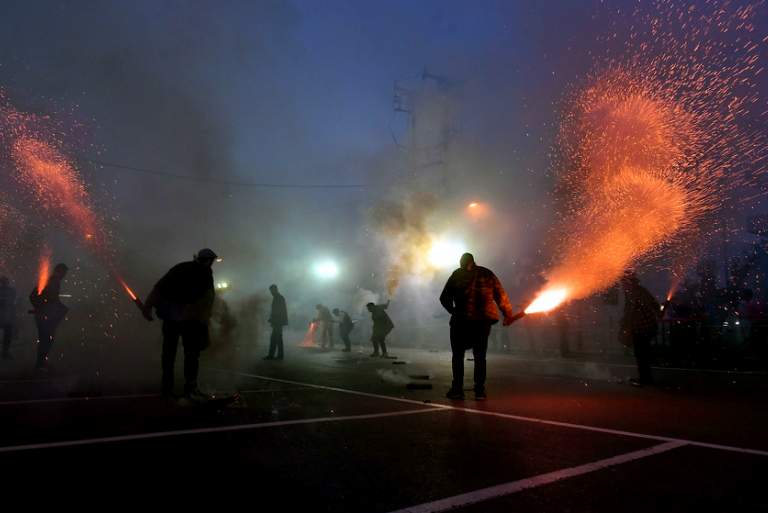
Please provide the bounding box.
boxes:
[185,388,210,403]
[263,356,275,360]
[381,353,389,358]
[475,388,487,400]
[629,378,644,388]
[445,388,465,400]
[370,353,380,358]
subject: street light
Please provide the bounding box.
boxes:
[427,239,466,269]
[313,259,340,280]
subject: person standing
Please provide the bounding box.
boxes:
[314,304,334,349]
[29,264,69,372]
[0,277,16,360]
[620,271,661,386]
[366,301,393,357]
[265,284,288,360]
[333,308,354,352]
[142,248,218,401]
[440,253,523,400]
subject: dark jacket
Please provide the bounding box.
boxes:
[440,266,514,324]
[0,284,16,325]
[145,261,214,322]
[269,293,288,327]
[369,303,394,337]
[621,283,660,338]
[338,311,354,334]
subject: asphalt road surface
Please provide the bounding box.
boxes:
[0,345,766,511]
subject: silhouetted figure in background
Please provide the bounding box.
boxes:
[621,271,661,386]
[366,301,393,357]
[265,284,287,360]
[440,253,523,400]
[333,308,354,352]
[143,248,217,401]
[29,264,68,371]
[0,277,16,360]
[314,304,334,349]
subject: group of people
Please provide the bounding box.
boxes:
[0,246,665,402]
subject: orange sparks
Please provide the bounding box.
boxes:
[525,288,569,314]
[36,247,51,296]
[533,1,766,303]
[299,321,318,347]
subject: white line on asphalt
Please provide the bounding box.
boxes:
[215,369,768,457]
[0,393,159,406]
[387,441,687,513]
[0,407,446,454]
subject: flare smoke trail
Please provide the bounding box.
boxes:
[528,0,768,312]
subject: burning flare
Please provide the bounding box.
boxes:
[525,288,568,314]
[36,246,51,296]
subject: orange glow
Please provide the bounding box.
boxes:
[119,279,138,301]
[532,2,765,304]
[36,246,51,296]
[525,288,568,314]
[299,321,318,347]
[465,201,489,220]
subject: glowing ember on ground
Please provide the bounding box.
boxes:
[525,288,568,314]
[299,321,318,347]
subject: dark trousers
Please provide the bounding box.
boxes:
[450,320,492,390]
[268,325,284,358]
[162,320,207,395]
[1,323,12,356]
[35,318,59,368]
[340,329,352,351]
[371,333,388,355]
[633,332,655,384]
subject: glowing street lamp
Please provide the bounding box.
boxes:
[427,239,466,269]
[313,259,340,280]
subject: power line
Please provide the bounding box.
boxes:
[84,158,369,189]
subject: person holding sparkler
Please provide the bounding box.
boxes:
[142,248,218,402]
[29,263,68,372]
[620,271,661,387]
[440,253,524,400]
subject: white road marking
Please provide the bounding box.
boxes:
[0,407,445,453]
[387,441,687,513]
[215,369,768,457]
[0,393,158,406]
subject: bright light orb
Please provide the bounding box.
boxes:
[428,239,466,269]
[313,260,340,280]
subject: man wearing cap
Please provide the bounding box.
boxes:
[143,249,218,401]
[29,263,69,371]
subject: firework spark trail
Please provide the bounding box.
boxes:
[36,245,51,296]
[528,0,767,313]
[0,92,139,301]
